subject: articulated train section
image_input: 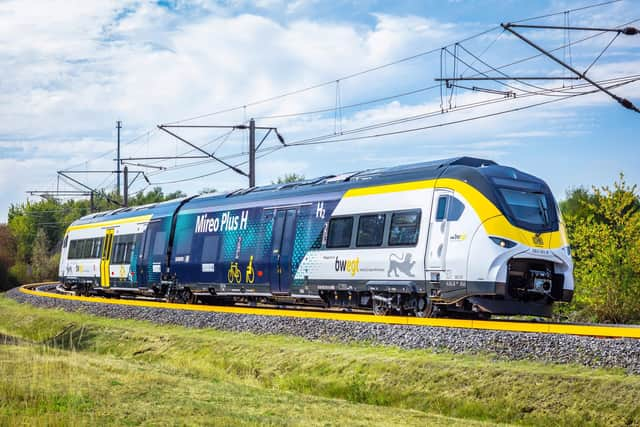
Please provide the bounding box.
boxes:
[59,158,574,320]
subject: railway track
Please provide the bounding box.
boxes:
[19,283,640,339]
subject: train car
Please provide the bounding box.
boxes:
[59,199,185,295]
[59,157,573,317]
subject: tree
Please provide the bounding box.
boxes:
[273,173,305,184]
[0,225,18,291]
[6,186,187,285]
[31,228,53,282]
[199,187,217,195]
[564,174,640,323]
[560,187,596,218]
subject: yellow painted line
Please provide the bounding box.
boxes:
[18,284,640,339]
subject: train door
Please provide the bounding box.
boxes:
[100,229,115,288]
[269,208,297,294]
[426,190,452,270]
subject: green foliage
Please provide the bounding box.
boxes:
[198,187,217,195]
[0,225,18,291]
[2,296,640,426]
[560,187,596,218]
[272,173,305,184]
[4,187,185,286]
[563,174,640,323]
[7,263,29,287]
[31,229,58,282]
[0,263,18,292]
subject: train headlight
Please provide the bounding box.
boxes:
[489,236,517,248]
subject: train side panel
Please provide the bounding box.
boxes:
[169,196,341,296]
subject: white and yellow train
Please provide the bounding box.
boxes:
[60,157,573,317]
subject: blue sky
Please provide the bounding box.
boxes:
[0,0,639,222]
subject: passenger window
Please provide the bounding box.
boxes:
[68,240,78,259]
[436,196,448,221]
[447,197,465,221]
[389,211,421,246]
[81,239,91,258]
[174,233,193,257]
[112,235,136,264]
[357,214,385,247]
[152,231,167,257]
[93,238,103,258]
[327,217,353,248]
[201,235,220,263]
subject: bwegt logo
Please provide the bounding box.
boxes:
[335,256,360,277]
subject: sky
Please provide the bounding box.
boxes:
[1,0,639,222]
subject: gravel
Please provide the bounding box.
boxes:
[6,287,640,374]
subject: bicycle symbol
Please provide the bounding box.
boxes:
[227,262,241,284]
[245,255,255,284]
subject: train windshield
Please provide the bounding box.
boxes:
[498,188,550,227]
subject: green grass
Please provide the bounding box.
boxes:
[1,295,639,426]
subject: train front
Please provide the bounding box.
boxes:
[462,165,573,317]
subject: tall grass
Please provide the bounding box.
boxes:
[1,295,639,426]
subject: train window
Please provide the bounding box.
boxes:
[356,214,385,247]
[436,196,448,221]
[93,238,103,258]
[152,231,167,257]
[80,239,91,258]
[327,217,353,248]
[174,233,193,257]
[447,197,465,221]
[112,235,136,264]
[389,210,421,246]
[499,188,550,226]
[201,235,220,263]
[68,240,78,259]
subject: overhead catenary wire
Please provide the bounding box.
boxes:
[148,74,639,186]
[53,0,635,191]
[93,1,634,181]
[234,16,640,126]
[149,146,285,185]
[285,78,639,147]
[285,74,640,147]
[160,0,623,127]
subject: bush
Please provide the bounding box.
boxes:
[562,175,640,323]
[0,262,18,292]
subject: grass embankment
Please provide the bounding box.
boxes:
[0,296,639,426]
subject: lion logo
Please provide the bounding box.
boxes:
[387,253,415,278]
[532,233,544,247]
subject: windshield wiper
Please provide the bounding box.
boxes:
[537,197,549,225]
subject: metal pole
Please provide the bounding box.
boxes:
[501,24,640,113]
[123,166,128,207]
[90,191,95,213]
[249,118,256,187]
[116,121,122,195]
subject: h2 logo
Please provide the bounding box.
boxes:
[315,202,326,219]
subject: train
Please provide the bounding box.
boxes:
[59,157,574,317]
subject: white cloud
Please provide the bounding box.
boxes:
[0,1,639,222]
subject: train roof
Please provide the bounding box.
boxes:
[70,197,188,227]
[69,156,551,225]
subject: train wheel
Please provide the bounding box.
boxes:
[372,293,390,316]
[415,296,434,318]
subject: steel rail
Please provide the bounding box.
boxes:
[18,284,640,339]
